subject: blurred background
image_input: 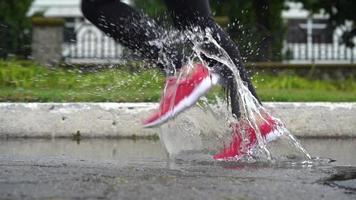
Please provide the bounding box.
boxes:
[0,0,355,102]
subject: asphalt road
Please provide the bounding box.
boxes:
[0,139,355,200]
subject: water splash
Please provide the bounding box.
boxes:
[155,27,311,162]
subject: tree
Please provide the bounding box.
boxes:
[134,0,166,18]
[0,0,33,58]
[133,0,286,61]
[211,0,285,61]
[252,0,285,61]
[292,0,356,47]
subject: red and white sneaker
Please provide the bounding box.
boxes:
[143,63,219,128]
[213,115,283,161]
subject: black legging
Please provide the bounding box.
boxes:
[81,0,260,116]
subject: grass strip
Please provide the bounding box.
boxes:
[1,60,355,102]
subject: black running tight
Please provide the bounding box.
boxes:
[81,0,260,116]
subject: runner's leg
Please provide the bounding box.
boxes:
[164,0,261,117]
[81,0,182,70]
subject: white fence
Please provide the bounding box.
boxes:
[284,28,356,63]
[63,23,124,64]
[62,22,356,64]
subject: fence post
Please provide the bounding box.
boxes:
[32,17,64,65]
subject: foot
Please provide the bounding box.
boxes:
[143,63,219,128]
[213,115,282,161]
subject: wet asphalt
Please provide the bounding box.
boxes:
[0,139,355,200]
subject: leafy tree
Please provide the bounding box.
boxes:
[211,0,285,61]
[134,0,166,18]
[133,0,285,61]
[0,0,33,58]
[292,0,356,47]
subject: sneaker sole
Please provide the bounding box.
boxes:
[213,127,283,161]
[143,73,219,128]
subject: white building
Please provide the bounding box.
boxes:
[28,0,132,63]
[28,0,355,63]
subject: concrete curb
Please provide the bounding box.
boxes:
[0,102,355,138]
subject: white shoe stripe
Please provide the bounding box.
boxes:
[143,73,219,128]
[265,129,283,142]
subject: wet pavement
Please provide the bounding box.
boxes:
[0,138,355,200]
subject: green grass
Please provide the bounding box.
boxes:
[1,60,356,102]
[252,73,356,102]
[0,60,164,102]
[257,88,356,102]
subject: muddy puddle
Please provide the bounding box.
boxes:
[0,138,166,165]
[0,138,355,165]
[0,138,356,197]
